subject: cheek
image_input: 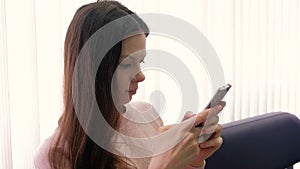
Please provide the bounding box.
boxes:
[114,69,131,90]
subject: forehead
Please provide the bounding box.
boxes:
[120,34,146,61]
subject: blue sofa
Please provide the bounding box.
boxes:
[206,112,300,169]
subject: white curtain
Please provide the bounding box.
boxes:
[0,0,299,168]
[127,0,300,125]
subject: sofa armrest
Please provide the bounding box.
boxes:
[206,112,300,169]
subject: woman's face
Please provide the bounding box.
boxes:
[112,34,146,106]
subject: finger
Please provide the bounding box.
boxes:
[199,137,223,149]
[182,111,196,121]
[198,134,212,143]
[195,101,226,128]
[205,124,222,139]
[204,115,219,126]
[201,124,218,135]
[190,125,202,136]
[209,104,224,116]
[194,109,211,127]
[213,124,222,137]
[208,101,226,116]
[199,124,222,143]
[158,124,175,133]
[219,101,226,107]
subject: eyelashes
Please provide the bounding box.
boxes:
[139,59,145,64]
[119,63,131,68]
[119,59,145,69]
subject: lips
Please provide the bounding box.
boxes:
[128,88,137,95]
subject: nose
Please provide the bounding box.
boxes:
[132,71,145,82]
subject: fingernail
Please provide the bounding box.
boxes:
[198,136,205,143]
[218,105,223,111]
[205,127,211,133]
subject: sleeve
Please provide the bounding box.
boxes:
[34,130,58,169]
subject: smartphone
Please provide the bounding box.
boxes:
[196,84,231,143]
[195,84,231,128]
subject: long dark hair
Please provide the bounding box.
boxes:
[49,1,149,168]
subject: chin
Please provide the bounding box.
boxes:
[118,95,132,105]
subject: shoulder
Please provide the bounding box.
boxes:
[127,101,163,124]
[121,101,164,130]
[34,129,58,169]
[129,101,153,111]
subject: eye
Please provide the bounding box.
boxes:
[140,59,145,64]
[120,63,131,68]
[140,56,146,64]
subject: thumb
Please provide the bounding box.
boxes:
[194,108,211,127]
[182,111,196,121]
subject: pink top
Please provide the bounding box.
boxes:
[34,101,205,169]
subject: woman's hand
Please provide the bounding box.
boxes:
[189,124,223,167]
[148,124,202,169]
[148,101,225,169]
[189,101,226,168]
[148,105,215,169]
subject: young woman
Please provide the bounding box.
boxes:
[34,1,225,169]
